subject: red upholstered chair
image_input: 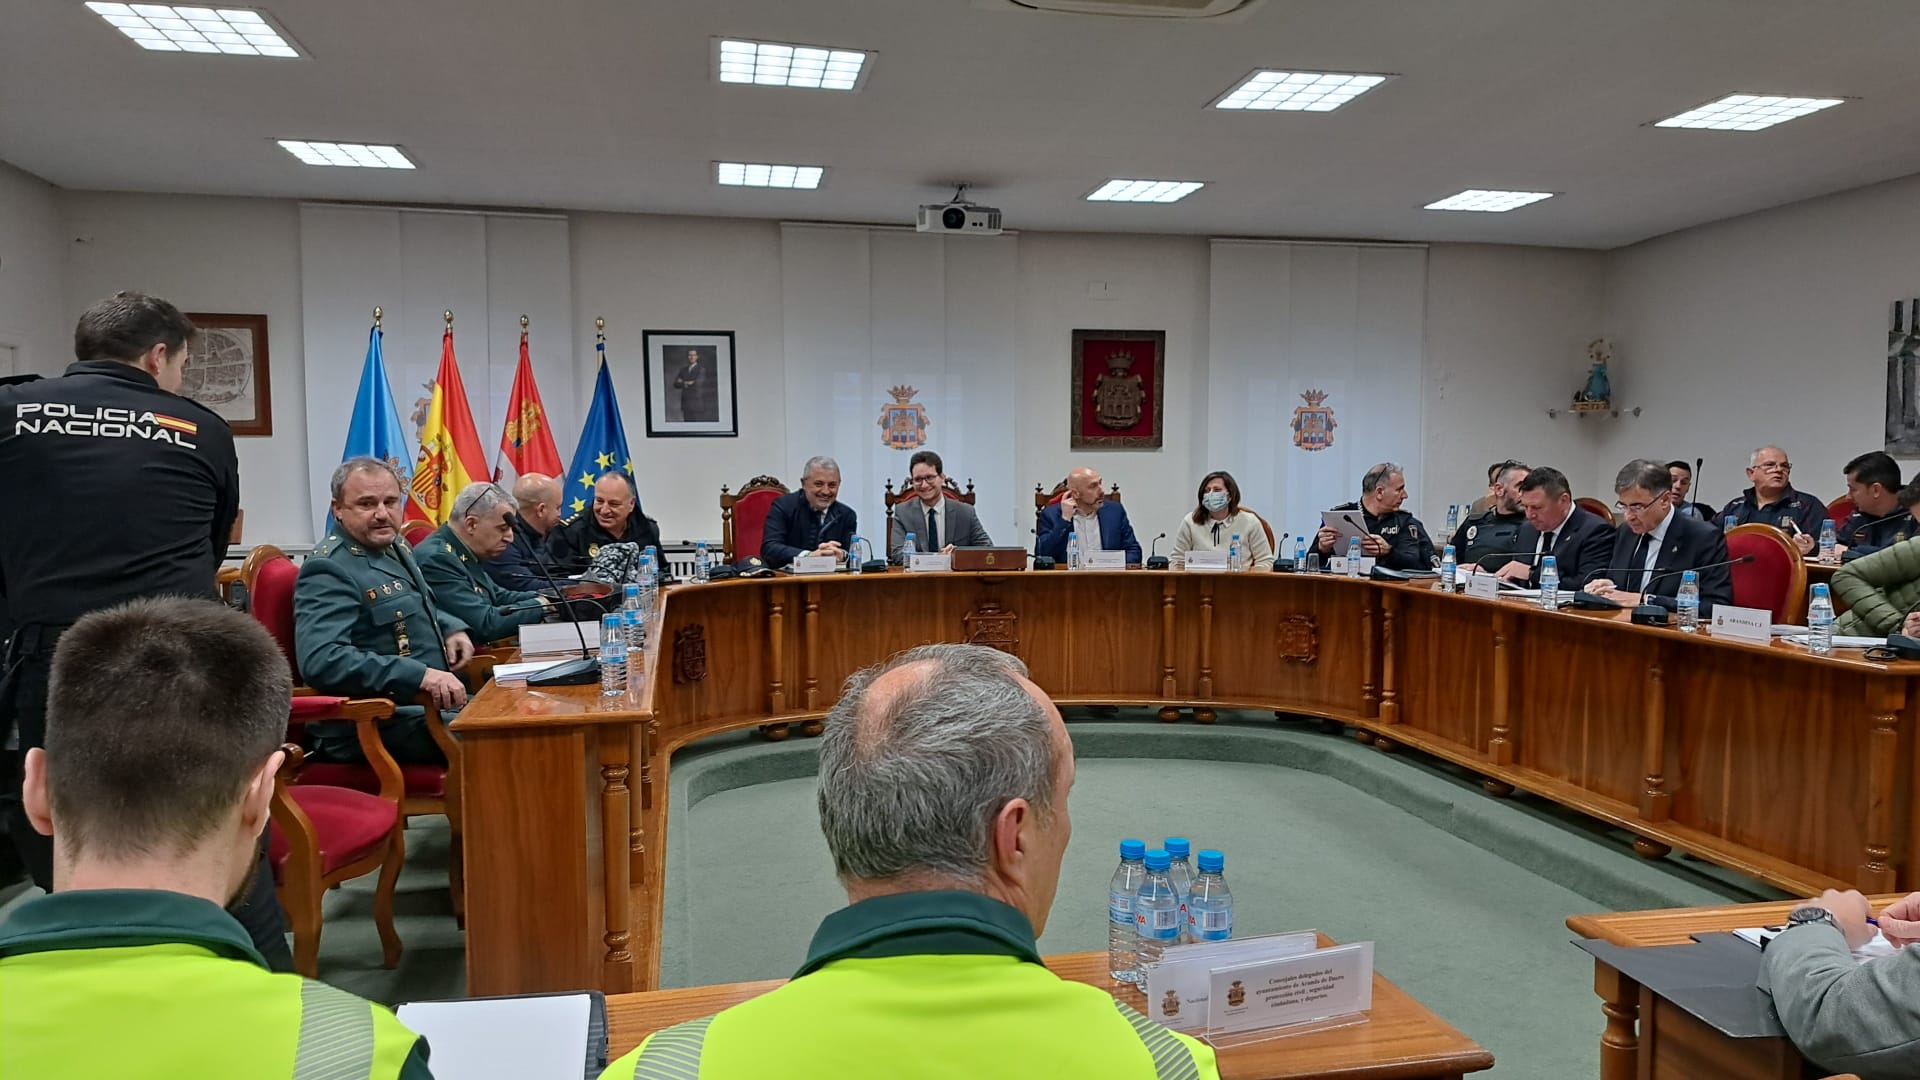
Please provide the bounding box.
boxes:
[720,475,790,563]
[1032,479,1123,534]
[1726,523,1808,623]
[1575,497,1615,525]
[1243,508,1277,552]
[1828,496,1856,525]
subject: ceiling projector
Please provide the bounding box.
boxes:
[916,184,1003,236]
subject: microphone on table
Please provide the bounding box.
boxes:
[1570,555,1755,625]
[1273,534,1296,572]
[1694,456,1704,508]
[504,512,601,687]
[1879,593,1920,660]
[1146,532,1170,571]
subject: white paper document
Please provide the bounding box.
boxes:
[1733,926,1898,963]
[1783,635,1886,650]
[1319,511,1370,546]
[396,994,590,1080]
[519,621,601,658]
[492,660,564,685]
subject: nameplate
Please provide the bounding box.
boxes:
[1208,941,1374,1037]
[1327,557,1376,576]
[1183,551,1228,572]
[1085,550,1126,569]
[1464,571,1501,600]
[906,553,952,573]
[520,620,603,658]
[1145,931,1318,1032]
[1708,604,1772,644]
[791,555,838,575]
[1360,557,1377,574]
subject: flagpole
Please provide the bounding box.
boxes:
[373,305,382,330]
[445,309,454,333]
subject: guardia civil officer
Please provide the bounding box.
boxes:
[1313,462,1437,572]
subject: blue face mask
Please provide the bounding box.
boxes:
[1202,491,1230,513]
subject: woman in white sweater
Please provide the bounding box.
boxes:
[1169,471,1274,569]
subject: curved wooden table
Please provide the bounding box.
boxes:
[451,569,1920,998]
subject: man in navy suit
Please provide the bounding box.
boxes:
[1495,465,1614,585]
[763,456,859,568]
[1585,458,1734,614]
[1035,467,1141,565]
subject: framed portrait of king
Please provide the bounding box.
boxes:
[1070,329,1164,449]
[642,330,738,438]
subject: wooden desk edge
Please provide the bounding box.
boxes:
[1566,896,1904,947]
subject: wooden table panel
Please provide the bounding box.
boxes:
[1392,589,1493,753]
[1511,613,1651,808]
[1206,575,1367,720]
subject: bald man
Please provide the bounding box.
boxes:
[1034,467,1141,566]
[1718,445,1827,555]
[485,472,566,592]
[545,472,663,576]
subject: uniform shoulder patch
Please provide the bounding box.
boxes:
[559,511,582,527]
[314,534,345,557]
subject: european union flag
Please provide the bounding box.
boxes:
[563,348,634,516]
[327,324,413,534]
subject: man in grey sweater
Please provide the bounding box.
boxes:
[1760,887,1920,1079]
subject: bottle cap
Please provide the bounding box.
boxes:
[1163,837,1191,857]
[1197,849,1224,873]
[1443,544,1455,555]
[1144,849,1171,872]
[1813,582,1830,596]
[601,613,621,628]
[1542,555,1556,566]
[1682,569,1697,582]
[1119,839,1145,860]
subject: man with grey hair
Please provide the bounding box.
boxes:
[416,480,550,644]
[485,472,564,592]
[1313,461,1436,571]
[1718,445,1826,555]
[601,644,1219,1080]
[295,456,475,765]
[1585,458,1734,613]
[762,455,859,567]
[545,470,663,576]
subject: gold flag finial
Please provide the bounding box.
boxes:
[443,310,454,330]
[520,313,529,331]
[595,316,605,334]
[372,306,382,328]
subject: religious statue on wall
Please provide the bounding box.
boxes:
[1571,337,1613,412]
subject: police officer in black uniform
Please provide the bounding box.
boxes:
[0,292,290,969]
[1313,461,1437,572]
[1717,445,1827,555]
[1835,451,1916,561]
[545,471,663,576]
[1450,461,1529,569]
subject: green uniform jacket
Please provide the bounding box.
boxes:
[295,532,468,701]
[0,889,431,1079]
[600,890,1218,1080]
[1832,536,1920,637]
[414,523,546,645]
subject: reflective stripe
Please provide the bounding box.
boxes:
[1113,999,1202,1080]
[628,1015,713,1080]
[293,980,376,1080]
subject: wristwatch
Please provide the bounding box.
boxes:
[1786,905,1840,933]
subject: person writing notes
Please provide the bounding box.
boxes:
[1761,887,1920,1080]
[1169,471,1273,570]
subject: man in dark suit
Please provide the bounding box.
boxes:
[889,450,993,562]
[1585,458,1734,614]
[670,347,718,423]
[1494,465,1614,585]
[1035,466,1141,565]
[763,456,859,567]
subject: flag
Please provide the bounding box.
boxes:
[563,348,634,517]
[403,327,490,528]
[328,324,413,534]
[494,326,564,488]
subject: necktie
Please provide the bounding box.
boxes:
[1627,532,1652,591]
[927,505,938,550]
[1541,530,1556,557]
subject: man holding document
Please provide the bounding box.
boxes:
[1313,462,1436,572]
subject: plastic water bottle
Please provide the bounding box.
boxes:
[637,551,657,611]
[1133,849,1181,980]
[1163,837,1195,942]
[1229,534,1244,572]
[903,531,918,563]
[1808,583,1835,654]
[848,535,863,575]
[644,545,661,587]
[1819,519,1838,566]
[1439,544,1457,592]
[621,582,645,650]
[1107,839,1147,983]
[1676,570,1700,633]
[1293,536,1307,566]
[598,613,626,696]
[1445,503,1460,535]
[1067,533,1082,571]
[1539,555,1560,610]
[1186,850,1234,944]
[1345,536,1362,578]
[693,541,710,583]
[1724,515,1738,534]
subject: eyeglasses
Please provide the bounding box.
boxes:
[910,475,941,487]
[1614,497,1668,515]
[1753,461,1791,472]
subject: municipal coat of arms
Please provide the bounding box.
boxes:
[1093,351,1146,430]
[878,385,930,450]
[1290,389,1336,452]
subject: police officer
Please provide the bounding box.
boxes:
[417,480,551,645]
[1313,461,1437,572]
[1718,445,1827,554]
[1451,461,1528,569]
[0,294,293,969]
[1835,451,1915,561]
[545,471,663,576]
[295,457,474,765]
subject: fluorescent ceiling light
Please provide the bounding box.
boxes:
[716,38,869,90]
[715,162,825,189]
[1085,179,1205,204]
[1212,70,1391,112]
[85,3,301,56]
[1652,93,1845,131]
[1423,189,1555,213]
[277,141,415,169]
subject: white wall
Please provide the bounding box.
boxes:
[0,162,67,377]
[1598,172,1920,508]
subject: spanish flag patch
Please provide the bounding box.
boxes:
[153,414,199,435]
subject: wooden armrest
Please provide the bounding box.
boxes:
[286,698,405,804]
[268,742,320,896]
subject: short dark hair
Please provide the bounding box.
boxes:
[1516,466,1571,501]
[1486,459,1524,484]
[1846,451,1902,493]
[45,598,290,859]
[73,291,196,366]
[1613,458,1673,496]
[908,450,944,476]
[1665,460,1692,476]
[1191,470,1242,524]
[1900,481,1920,509]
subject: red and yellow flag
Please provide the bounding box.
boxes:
[493,328,564,489]
[404,328,490,529]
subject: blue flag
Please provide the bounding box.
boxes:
[563,350,634,517]
[327,325,413,533]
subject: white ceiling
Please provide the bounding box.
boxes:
[5,0,1920,249]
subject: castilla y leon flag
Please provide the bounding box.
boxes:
[494,327,563,489]
[403,327,489,529]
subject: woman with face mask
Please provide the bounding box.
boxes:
[1169,470,1275,570]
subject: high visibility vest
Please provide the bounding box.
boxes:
[602,953,1217,1080]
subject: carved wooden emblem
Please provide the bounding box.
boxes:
[674,623,708,684]
[964,598,1020,654]
[1278,614,1318,664]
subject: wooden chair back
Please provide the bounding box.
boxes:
[1034,480,1122,510]
[1244,508,1277,551]
[720,475,790,563]
[1575,497,1615,525]
[1726,523,1808,623]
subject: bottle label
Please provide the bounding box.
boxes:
[1108,892,1133,924]
[1136,908,1180,938]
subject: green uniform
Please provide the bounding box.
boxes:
[0,888,432,1079]
[600,890,1218,1080]
[414,523,547,645]
[294,531,468,763]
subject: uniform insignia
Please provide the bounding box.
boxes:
[1409,525,1419,539]
[459,553,468,563]
[395,614,411,658]
[589,543,601,557]
[379,583,391,595]
[364,588,377,601]
[443,541,454,553]
[1383,526,1401,536]
[1467,525,1479,541]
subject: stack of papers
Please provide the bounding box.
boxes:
[396,993,595,1079]
[1732,925,1898,963]
[1781,634,1886,650]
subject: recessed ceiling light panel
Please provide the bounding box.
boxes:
[1423,189,1555,213]
[715,38,869,90]
[85,3,302,56]
[715,162,825,189]
[1652,93,1845,131]
[1212,70,1391,112]
[1085,179,1205,203]
[277,141,414,169]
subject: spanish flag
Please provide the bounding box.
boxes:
[403,327,490,530]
